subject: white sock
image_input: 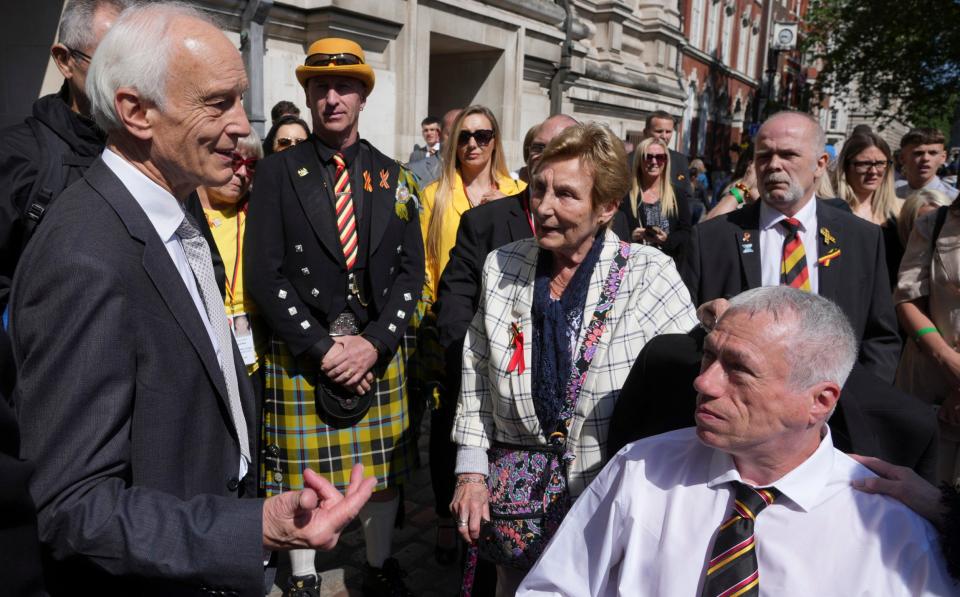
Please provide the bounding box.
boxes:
[360,494,399,568]
[290,548,317,578]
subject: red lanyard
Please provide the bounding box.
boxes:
[521,193,535,235]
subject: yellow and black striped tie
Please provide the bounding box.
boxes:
[701,481,780,597]
[780,217,811,291]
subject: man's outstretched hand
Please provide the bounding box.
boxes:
[263,464,377,551]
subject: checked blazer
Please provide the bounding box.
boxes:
[452,229,698,496]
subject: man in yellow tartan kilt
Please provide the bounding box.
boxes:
[245,37,424,597]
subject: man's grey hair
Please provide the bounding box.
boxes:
[762,110,828,156]
[723,286,858,390]
[57,0,138,51]
[86,2,219,133]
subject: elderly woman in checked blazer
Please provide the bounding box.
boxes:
[450,123,698,595]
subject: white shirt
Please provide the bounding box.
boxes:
[517,427,955,596]
[896,177,960,201]
[101,149,246,479]
[759,197,820,293]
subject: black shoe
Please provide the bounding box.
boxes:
[362,557,414,597]
[283,573,320,597]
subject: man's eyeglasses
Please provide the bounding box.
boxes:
[65,46,92,64]
[305,53,364,67]
[457,129,495,147]
[529,142,547,155]
[231,153,257,173]
[644,153,667,165]
[851,160,891,173]
[276,137,307,149]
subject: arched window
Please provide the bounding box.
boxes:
[690,0,705,49]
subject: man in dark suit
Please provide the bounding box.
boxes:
[10,6,374,595]
[245,37,424,596]
[680,110,934,465]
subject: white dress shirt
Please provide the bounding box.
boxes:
[101,149,246,479]
[896,176,960,201]
[517,427,955,596]
[759,197,820,293]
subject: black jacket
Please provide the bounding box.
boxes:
[619,179,693,261]
[0,84,105,309]
[245,138,424,362]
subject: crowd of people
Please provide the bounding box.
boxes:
[1,1,960,597]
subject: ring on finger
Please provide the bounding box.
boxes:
[457,519,468,527]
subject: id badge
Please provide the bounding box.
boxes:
[229,312,257,366]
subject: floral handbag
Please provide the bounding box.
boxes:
[468,242,632,578]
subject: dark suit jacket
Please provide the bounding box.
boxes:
[607,331,937,480]
[245,138,424,362]
[0,325,46,596]
[619,179,693,260]
[678,199,939,475]
[681,199,901,380]
[10,159,263,596]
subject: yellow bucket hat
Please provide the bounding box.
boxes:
[295,38,375,94]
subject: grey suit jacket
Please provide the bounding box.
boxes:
[10,158,263,596]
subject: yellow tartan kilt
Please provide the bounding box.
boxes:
[260,338,415,494]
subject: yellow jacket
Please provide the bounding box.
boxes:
[420,171,526,302]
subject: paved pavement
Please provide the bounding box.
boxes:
[268,417,464,597]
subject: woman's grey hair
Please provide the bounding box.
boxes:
[723,286,858,389]
[58,0,138,51]
[237,128,264,160]
[86,2,218,132]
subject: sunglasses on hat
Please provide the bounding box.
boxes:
[231,153,257,173]
[458,129,495,147]
[305,52,364,67]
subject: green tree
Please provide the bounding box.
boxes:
[804,0,960,131]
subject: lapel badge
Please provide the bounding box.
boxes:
[297,167,308,177]
[741,232,752,243]
[818,248,842,267]
[379,169,391,189]
[820,227,836,245]
[363,170,373,192]
[741,243,754,254]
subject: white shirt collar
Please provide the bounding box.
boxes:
[705,426,835,513]
[759,194,818,233]
[101,148,186,242]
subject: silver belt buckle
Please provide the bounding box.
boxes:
[329,312,359,336]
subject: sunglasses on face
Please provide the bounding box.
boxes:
[457,129,495,147]
[644,153,667,165]
[276,137,307,149]
[305,52,364,67]
[851,160,890,174]
[231,153,257,173]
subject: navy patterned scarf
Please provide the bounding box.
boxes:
[531,233,605,437]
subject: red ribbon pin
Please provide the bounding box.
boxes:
[507,321,525,374]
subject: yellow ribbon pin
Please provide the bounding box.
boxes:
[820,227,836,245]
[297,167,308,177]
[817,248,841,267]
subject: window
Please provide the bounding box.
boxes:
[721,7,734,63]
[747,28,759,77]
[690,0,705,49]
[829,108,839,131]
[706,0,720,55]
[736,16,749,72]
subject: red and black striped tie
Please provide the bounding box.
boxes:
[701,481,780,597]
[333,152,359,270]
[779,217,811,291]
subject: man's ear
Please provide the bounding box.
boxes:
[114,87,153,141]
[808,381,841,424]
[51,44,74,80]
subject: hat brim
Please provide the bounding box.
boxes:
[295,64,375,93]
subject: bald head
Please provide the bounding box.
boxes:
[529,114,579,172]
[754,111,829,216]
[440,108,463,145]
[758,111,826,156]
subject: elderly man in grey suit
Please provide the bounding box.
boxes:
[10,4,374,596]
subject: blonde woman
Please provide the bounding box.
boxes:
[620,136,691,261]
[418,104,525,564]
[899,188,952,248]
[833,131,904,285]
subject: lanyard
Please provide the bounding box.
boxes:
[219,206,245,305]
[521,193,535,235]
